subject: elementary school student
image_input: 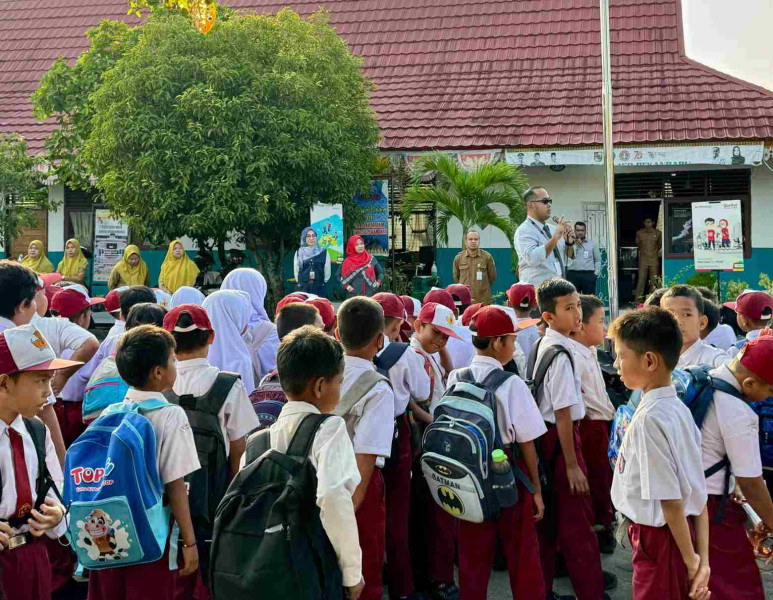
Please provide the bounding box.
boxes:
[448,305,546,600]
[0,324,76,600]
[570,295,617,554]
[698,292,737,351]
[306,296,337,337]
[49,286,105,330]
[661,285,731,369]
[104,287,129,339]
[532,277,607,600]
[608,307,710,600]
[336,297,397,600]
[88,325,201,600]
[425,288,475,370]
[725,290,773,357]
[507,283,540,358]
[400,295,422,342]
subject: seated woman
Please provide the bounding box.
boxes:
[108,244,150,289]
[293,226,330,296]
[338,235,383,298]
[158,239,199,294]
[57,238,88,285]
[20,240,54,274]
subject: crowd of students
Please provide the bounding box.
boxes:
[1,255,773,600]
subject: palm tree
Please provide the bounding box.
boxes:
[400,153,529,250]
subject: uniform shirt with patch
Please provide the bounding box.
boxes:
[611,386,707,527]
[677,339,731,369]
[446,355,547,445]
[410,337,446,411]
[377,339,431,417]
[536,328,585,423]
[570,339,616,421]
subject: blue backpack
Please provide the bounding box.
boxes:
[752,398,773,467]
[64,399,170,569]
[82,356,130,421]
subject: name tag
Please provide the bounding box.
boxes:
[554,262,563,274]
[583,250,590,259]
[476,270,483,281]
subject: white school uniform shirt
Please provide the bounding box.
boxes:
[122,389,201,484]
[446,355,547,445]
[341,356,396,468]
[515,318,539,359]
[172,358,261,455]
[106,319,125,340]
[677,339,731,369]
[0,416,67,537]
[377,338,431,417]
[445,325,476,370]
[727,329,765,358]
[704,324,737,351]
[242,401,362,587]
[611,385,707,527]
[570,339,616,421]
[701,366,761,495]
[410,337,446,411]
[535,328,585,423]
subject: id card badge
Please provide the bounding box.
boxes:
[309,270,316,280]
[476,270,483,281]
[583,250,590,259]
[554,262,563,275]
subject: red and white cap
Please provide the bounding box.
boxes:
[306,297,336,330]
[461,302,484,327]
[104,287,128,314]
[401,295,422,318]
[275,293,310,316]
[506,283,536,309]
[738,331,773,385]
[723,290,773,321]
[373,293,406,320]
[163,304,213,333]
[416,302,463,340]
[50,287,106,318]
[446,284,473,307]
[471,305,540,337]
[0,325,84,375]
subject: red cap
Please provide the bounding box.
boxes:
[506,283,536,310]
[446,284,473,307]
[0,325,83,375]
[461,303,484,327]
[276,293,310,316]
[40,273,62,288]
[373,293,406,320]
[50,287,105,318]
[724,290,773,321]
[423,289,456,313]
[401,295,421,318]
[163,304,213,333]
[105,287,126,313]
[416,302,462,340]
[471,305,541,337]
[738,333,773,385]
[306,297,336,330]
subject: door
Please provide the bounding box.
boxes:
[10,210,48,260]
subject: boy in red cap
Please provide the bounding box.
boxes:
[50,286,105,330]
[724,290,773,357]
[507,283,540,358]
[446,284,473,316]
[307,297,337,336]
[400,295,422,342]
[447,306,545,600]
[425,289,475,370]
[104,287,129,339]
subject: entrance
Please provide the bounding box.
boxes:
[616,199,662,306]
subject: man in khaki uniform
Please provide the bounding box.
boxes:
[452,229,497,305]
[635,217,662,302]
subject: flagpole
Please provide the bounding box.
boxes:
[600,0,618,320]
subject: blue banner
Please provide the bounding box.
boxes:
[353,180,389,256]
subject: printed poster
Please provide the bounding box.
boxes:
[353,179,389,256]
[309,203,344,264]
[691,200,744,272]
[93,209,130,283]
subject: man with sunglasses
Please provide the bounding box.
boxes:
[514,186,575,287]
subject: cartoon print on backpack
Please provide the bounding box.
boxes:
[77,509,131,562]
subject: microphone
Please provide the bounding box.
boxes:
[551,216,572,226]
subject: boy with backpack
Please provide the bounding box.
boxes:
[661,285,731,369]
[443,305,545,600]
[724,290,773,357]
[608,307,710,600]
[163,304,261,598]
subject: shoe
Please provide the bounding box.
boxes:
[603,570,618,591]
[430,582,458,600]
[395,595,429,600]
[597,527,616,554]
[546,592,575,600]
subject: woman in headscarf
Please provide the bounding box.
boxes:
[338,235,383,298]
[56,238,88,284]
[293,226,330,296]
[158,240,200,294]
[169,286,205,308]
[108,245,150,290]
[201,289,255,393]
[20,240,54,274]
[220,268,280,381]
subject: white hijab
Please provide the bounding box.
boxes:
[154,289,172,309]
[170,286,205,308]
[202,290,256,393]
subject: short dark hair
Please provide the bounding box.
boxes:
[125,302,167,330]
[276,303,320,341]
[696,286,717,303]
[115,325,176,388]
[120,286,156,319]
[608,307,682,371]
[469,321,507,350]
[644,287,669,307]
[579,294,605,324]
[169,312,211,353]
[574,221,587,229]
[705,218,715,224]
[662,284,704,315]
[67,306,91,324]
[702,299,719,333]
[277,325,345,396]
[537,277,577,314]
[337,297,384,350]
[522,186,546,205]
[0,261,38,319]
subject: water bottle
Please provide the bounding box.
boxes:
[430,262,438,279]
[491,449,518,508]
[741,501,773,556]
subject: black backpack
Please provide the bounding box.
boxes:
[374,342,408,468]
[209,413,343,600]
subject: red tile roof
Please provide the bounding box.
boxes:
[2,0,772,153]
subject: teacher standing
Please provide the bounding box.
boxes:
[566,222,600,294]
[294,226,331,296]
[452,229,496,305]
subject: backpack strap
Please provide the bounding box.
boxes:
[374,343,409,377]
[710,378,745,401]
[480,369,516,394]
[334,370,392,418]
[286,414,334,458]
[200,372,240,415]
[529,342,574,396]
[455,367,475,384]
[245,430,271,466]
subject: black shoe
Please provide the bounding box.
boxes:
[546,592,575,600]
[430,582,458,600]
[597,527,616,554]
[603,570,618,591]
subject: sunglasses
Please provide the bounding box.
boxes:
[529,198,553,205]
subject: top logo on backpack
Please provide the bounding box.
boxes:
[70,458,116,491]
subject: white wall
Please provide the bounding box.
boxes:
[750,162,773,248]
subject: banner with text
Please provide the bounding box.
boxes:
[353,180,389,256]
[93,209,130,283]
[691,200,744,272]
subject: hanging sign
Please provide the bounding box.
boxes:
[691,200,744,272]
[92,209,130,283]
[353,180,389,256]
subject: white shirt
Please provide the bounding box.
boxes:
[515,319,539,359]
[611,386,707,527]
[341,356,395,468]
[727,329,765,358]
[447,355,546,445]
[570,340,616,421]
[703,324,737,351]
[514,217,567,287]
[0,416,66,538]
[173,358,261,455]
[122,389,201,484]
[445,326,476,370]
[410,337,446,411]
[536,328,585,423]
[701,366,762,495]
[31,313,97,359]
[377,339,431,417]
[677,339,731,369]
[106,319,125,340]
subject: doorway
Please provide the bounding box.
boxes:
[10,210,48,261]
[616,199,662,306]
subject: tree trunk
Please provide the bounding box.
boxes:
[217,238,227,272]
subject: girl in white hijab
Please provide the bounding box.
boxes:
[170,286,205,308]
[220,268,280,381]
[201,289,256,394]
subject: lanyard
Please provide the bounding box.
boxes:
[529,218,552,240]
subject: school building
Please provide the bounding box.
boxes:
[1,0,772,301]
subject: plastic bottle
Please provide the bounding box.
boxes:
[491,449,518,508]
[430,262,438,279]
[741,501,773,556]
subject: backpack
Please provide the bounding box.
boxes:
[82,356,129,421]
[64,399,170,569]
[753,398,773,468]
[524,338,574,404]
[209,413,342,600]
[374,343,408,468]
[249,370,287,431]
[163,371,239,574]
[420,368,535,523]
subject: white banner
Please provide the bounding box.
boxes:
[93,209,130,283]
[691,200,744,272]
[390,149,503,171]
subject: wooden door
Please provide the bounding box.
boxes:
[10,210,48,260]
